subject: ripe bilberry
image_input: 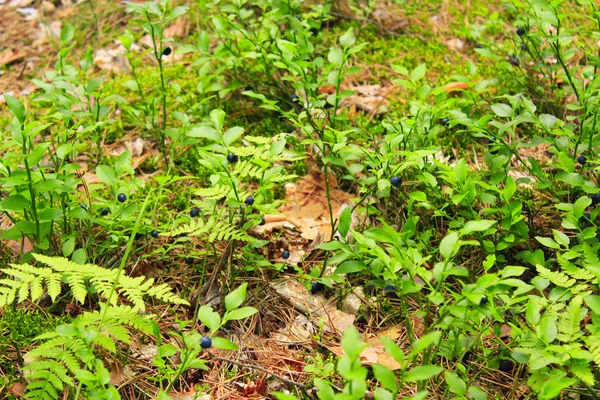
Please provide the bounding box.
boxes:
[185,257,194,265]
[509,54,520,66]
[100,208,109,216]
[390,176,402,187]
[174,159,182,166]
[282,250,290,260]
[311,282,325,294]
[201,337,212,349]
[440,117,450,126]
[384,284,399,299]
[227,153,239,163]
[190,207,201,218]
[117,193,127,203]
[245,196,254,206]
[480,295,488,305]
[516,27,525,36]
[577,155,586,165]
[591,194,600,205]
[151,230,159,238]
[162,47,172,56]
[309,27,318,36]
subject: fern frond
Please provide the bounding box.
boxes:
[535,265,575,288]
[571,359,595,385]
[557,295,585,342]
[195,184,231,199]
[0,254,189,310]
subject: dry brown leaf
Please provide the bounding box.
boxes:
[443,82,469,92]
[8,381,27,397]
[340,84,390,115]
[0,48,27,66]
[271,280,355,335]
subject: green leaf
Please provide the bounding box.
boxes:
[373,364,397,392]
[405,365,443,382]
[211,336,238,350]
[328,47,343,66]
[96,165,118,186]
[223,126,244,146]
[552,229,569,247]
[468,385,488,400]
[374,388,394,400]
[462,220,496,235]
[539,314,557,343]
[198,305,221,331]
[62,237,75,257]
[410,64,426,82]
[1,195,30,211]
[225,283,247,311]
[158,343,179,358]
[209,108,226,130]
[335,261,365,274]
[188,126,221,141]
[338,206,352,238]
[539,114,557,128]
[444,371,466,395]
[223,306,258,321]
[439,231,459,259]
[491,103,513,117]
[584,295,600,315]
[339,28,356,47]
[314,378,335,400]
[381,336,404,367]
[573,196,592,218]
[4,94,26,123]
[341,326,364,359]
[535,236,560,249]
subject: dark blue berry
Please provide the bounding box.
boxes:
[480,295,488,305]
[474,43,483,49]
[499,359,514,372]
[160,378,169,389]
[369,214,377,221]
[200,337,212,349]
[384,284,399,299]
[282,250,290,260]
[592,194,600,205]
[390,176,402,187]
[245,196,254,206]
[290,93,300,102]
[577,155,586,165]
[151,230,159,238]
[311,282,325,294]
[174,159,182,166]
[100,208,109,216]
[190,207,200,218]
[185,257,194,265]
[80,204,87,210]
[135,232,144,240]
[309,27,318,36]
[259,217,266,226]
[117,193,127,203]
[245,85,254,91]
[509,54,520,66]
[162,47,172,56]
[227,153,238,163]
[516,27,525,36]
[440,117,450,126]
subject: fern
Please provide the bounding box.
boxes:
[0,254,189,310]
[24,302,160,400]
[535,264,575,288]
[556,295,585,342]
[166,216,255,242]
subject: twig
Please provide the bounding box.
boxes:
[206,350,310,396]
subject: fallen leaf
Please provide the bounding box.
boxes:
[443,82,469,92]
